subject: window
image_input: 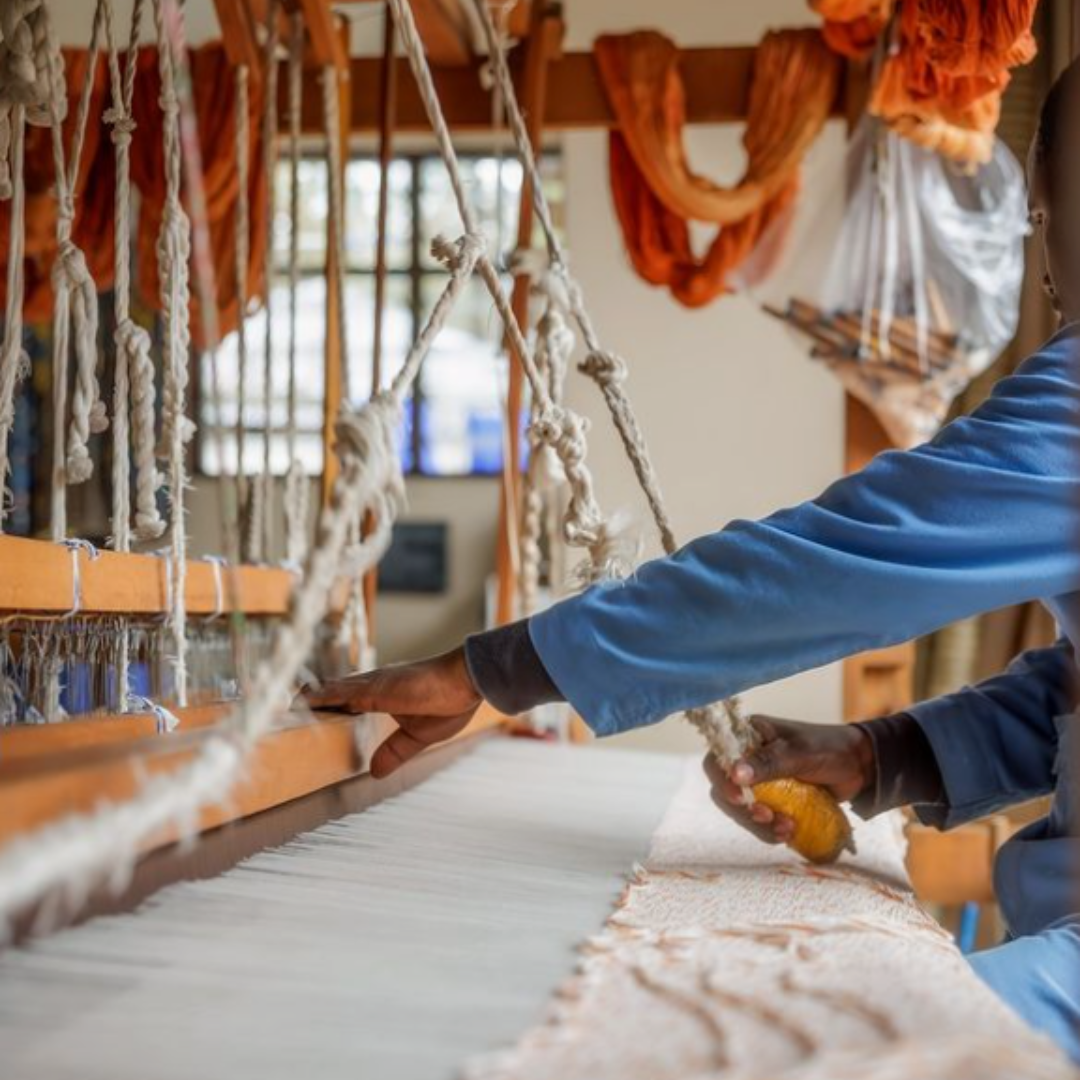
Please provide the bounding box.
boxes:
[198,151,565,478]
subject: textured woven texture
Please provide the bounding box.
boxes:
[466,759,1075,1080]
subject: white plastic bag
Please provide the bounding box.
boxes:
[744,118,1028,448]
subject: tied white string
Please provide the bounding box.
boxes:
[59,538,100,619]
[126,694,180,734]
[201,555,226,624]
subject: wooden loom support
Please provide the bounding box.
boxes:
[494,3,561,627]
[0,703,508,855]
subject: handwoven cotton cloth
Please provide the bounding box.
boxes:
[465,758,1075,1080]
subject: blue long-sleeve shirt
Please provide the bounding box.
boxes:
[519,323,1080,1055]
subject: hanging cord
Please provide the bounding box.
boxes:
[152,0,193,707]
[468,0,752,765]
[232,62,251,544]
[246,0,281,565]
[388,0,628,584]
[283,10,308,569]
[0,103,28,530]
[103,0,162,549]
[41,0,108,542]
[518,274,573,616]
[0,1,53,528]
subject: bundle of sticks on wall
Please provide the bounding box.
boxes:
[764,298,965,382]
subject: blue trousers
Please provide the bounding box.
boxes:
[970,922,1080,1062]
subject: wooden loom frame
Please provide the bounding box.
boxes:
[0,0,937,901]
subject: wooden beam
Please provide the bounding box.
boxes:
[342,0,534,44]
[0,536,296,617]
[408,0,475,66]
[0,705,508,855]
[212,0,264,72]
[289,47,851,134]
[296,0,350,71]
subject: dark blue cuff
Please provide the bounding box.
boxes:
[464,619,565,716]
[851,712,946,821]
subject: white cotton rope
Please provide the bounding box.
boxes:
[201,554,226,624]
[59,538,100,619]
[42,0,108,541]
[0,2,48,528]
[233,61,251,544]
[152,0,193,707]
[283,10,308,569]
[468,0,753,766]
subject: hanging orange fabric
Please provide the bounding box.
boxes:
[810,0,1039,166]
[0,43,269,349]
[594,29,841,308]
[810,0,894,59]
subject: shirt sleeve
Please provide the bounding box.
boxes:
[904,639,1077,828]
[529,325,1080,736]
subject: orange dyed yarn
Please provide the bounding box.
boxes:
[811,0,895,59]
[811,0,1039,166]
[594,29,841,308]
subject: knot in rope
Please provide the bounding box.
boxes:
[431,232,486,276]
[0,109,12,200]
[117,319,165,541]
[579,349,629,387]
[335,394,404,481]
[104,106,135,147]
[51,236,90,291]
[0,0,58,124]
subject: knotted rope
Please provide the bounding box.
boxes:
[519,277,573,615]
[0,4,54,522]
[153,0,193,706]
[42,0,107,539]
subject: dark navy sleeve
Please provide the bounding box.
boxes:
[464,620,564,715]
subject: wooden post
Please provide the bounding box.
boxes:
[494,5,558,627]
[362,6,399,633]
[320,17,352,508]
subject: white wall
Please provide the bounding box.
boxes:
[64,0,848,750]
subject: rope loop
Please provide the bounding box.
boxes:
[431,231,486,276]
[579,349,629,387]
[60,537,101,619]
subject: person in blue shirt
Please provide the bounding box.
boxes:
[308,59,1080,1059]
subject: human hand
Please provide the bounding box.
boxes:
[702,715,874,846]
[304,646,481,778]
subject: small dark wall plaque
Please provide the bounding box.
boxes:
[377,522,448,594]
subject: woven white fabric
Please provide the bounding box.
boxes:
[0,740,684,1080]
[465,759,1075,1080]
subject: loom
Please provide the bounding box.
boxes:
[0,2,1074,1078]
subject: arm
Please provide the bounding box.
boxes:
[529,327,1080,735]
[904,638,1076,828]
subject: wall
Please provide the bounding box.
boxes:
[61,0,848,751]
